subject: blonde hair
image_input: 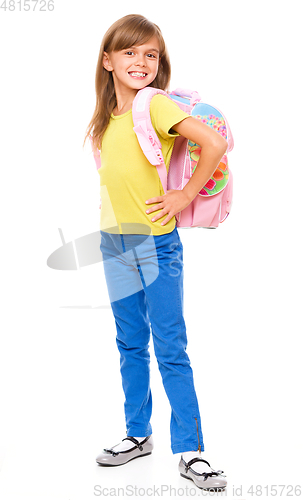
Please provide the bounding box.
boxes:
[83,14,171,151]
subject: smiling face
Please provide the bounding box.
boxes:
[103,35,160,96]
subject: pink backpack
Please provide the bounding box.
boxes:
[90,87,234,228]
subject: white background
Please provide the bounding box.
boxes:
[0,1,302,499]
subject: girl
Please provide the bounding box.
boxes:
[84,14,227,490]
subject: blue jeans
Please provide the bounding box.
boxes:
[100,226,204,454]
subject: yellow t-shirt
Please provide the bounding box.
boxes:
[98,93,190,235]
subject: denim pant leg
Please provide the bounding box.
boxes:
[111,291,153,437]
[100,231,153,437]
[100,228,204,453]
[136,227,204,454]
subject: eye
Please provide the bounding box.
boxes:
[125,51,134,56]
[147,53,156,58]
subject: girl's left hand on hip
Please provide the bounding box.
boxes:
[145,190,190,226]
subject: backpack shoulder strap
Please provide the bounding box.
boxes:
[89,134,101,171]
[132,87,172,193]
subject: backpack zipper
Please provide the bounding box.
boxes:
[194,417,201,452]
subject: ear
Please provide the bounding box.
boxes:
[103,52,113,72]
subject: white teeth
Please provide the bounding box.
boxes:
[129,72,147,77]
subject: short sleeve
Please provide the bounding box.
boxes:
[150,94,190,140]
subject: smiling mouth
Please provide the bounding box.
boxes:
[128,72,148,78]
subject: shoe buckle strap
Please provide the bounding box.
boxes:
[103,436,149,457]
[183,457,226,478]
[122,436,145,451]
[201,470,225,481]
[103,448,119,457]
[185,457,211,472]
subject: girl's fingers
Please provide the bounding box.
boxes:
[160,215,171,226]
[146,203,164,214]
[152,210,173,224]
[150,210,165,222]
[145,196,164,205]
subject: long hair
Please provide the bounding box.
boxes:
[83,14,171,152]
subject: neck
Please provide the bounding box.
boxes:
[113,77,139,115]
[115,99,134,114]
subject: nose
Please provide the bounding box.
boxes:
[135,53,146,67]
